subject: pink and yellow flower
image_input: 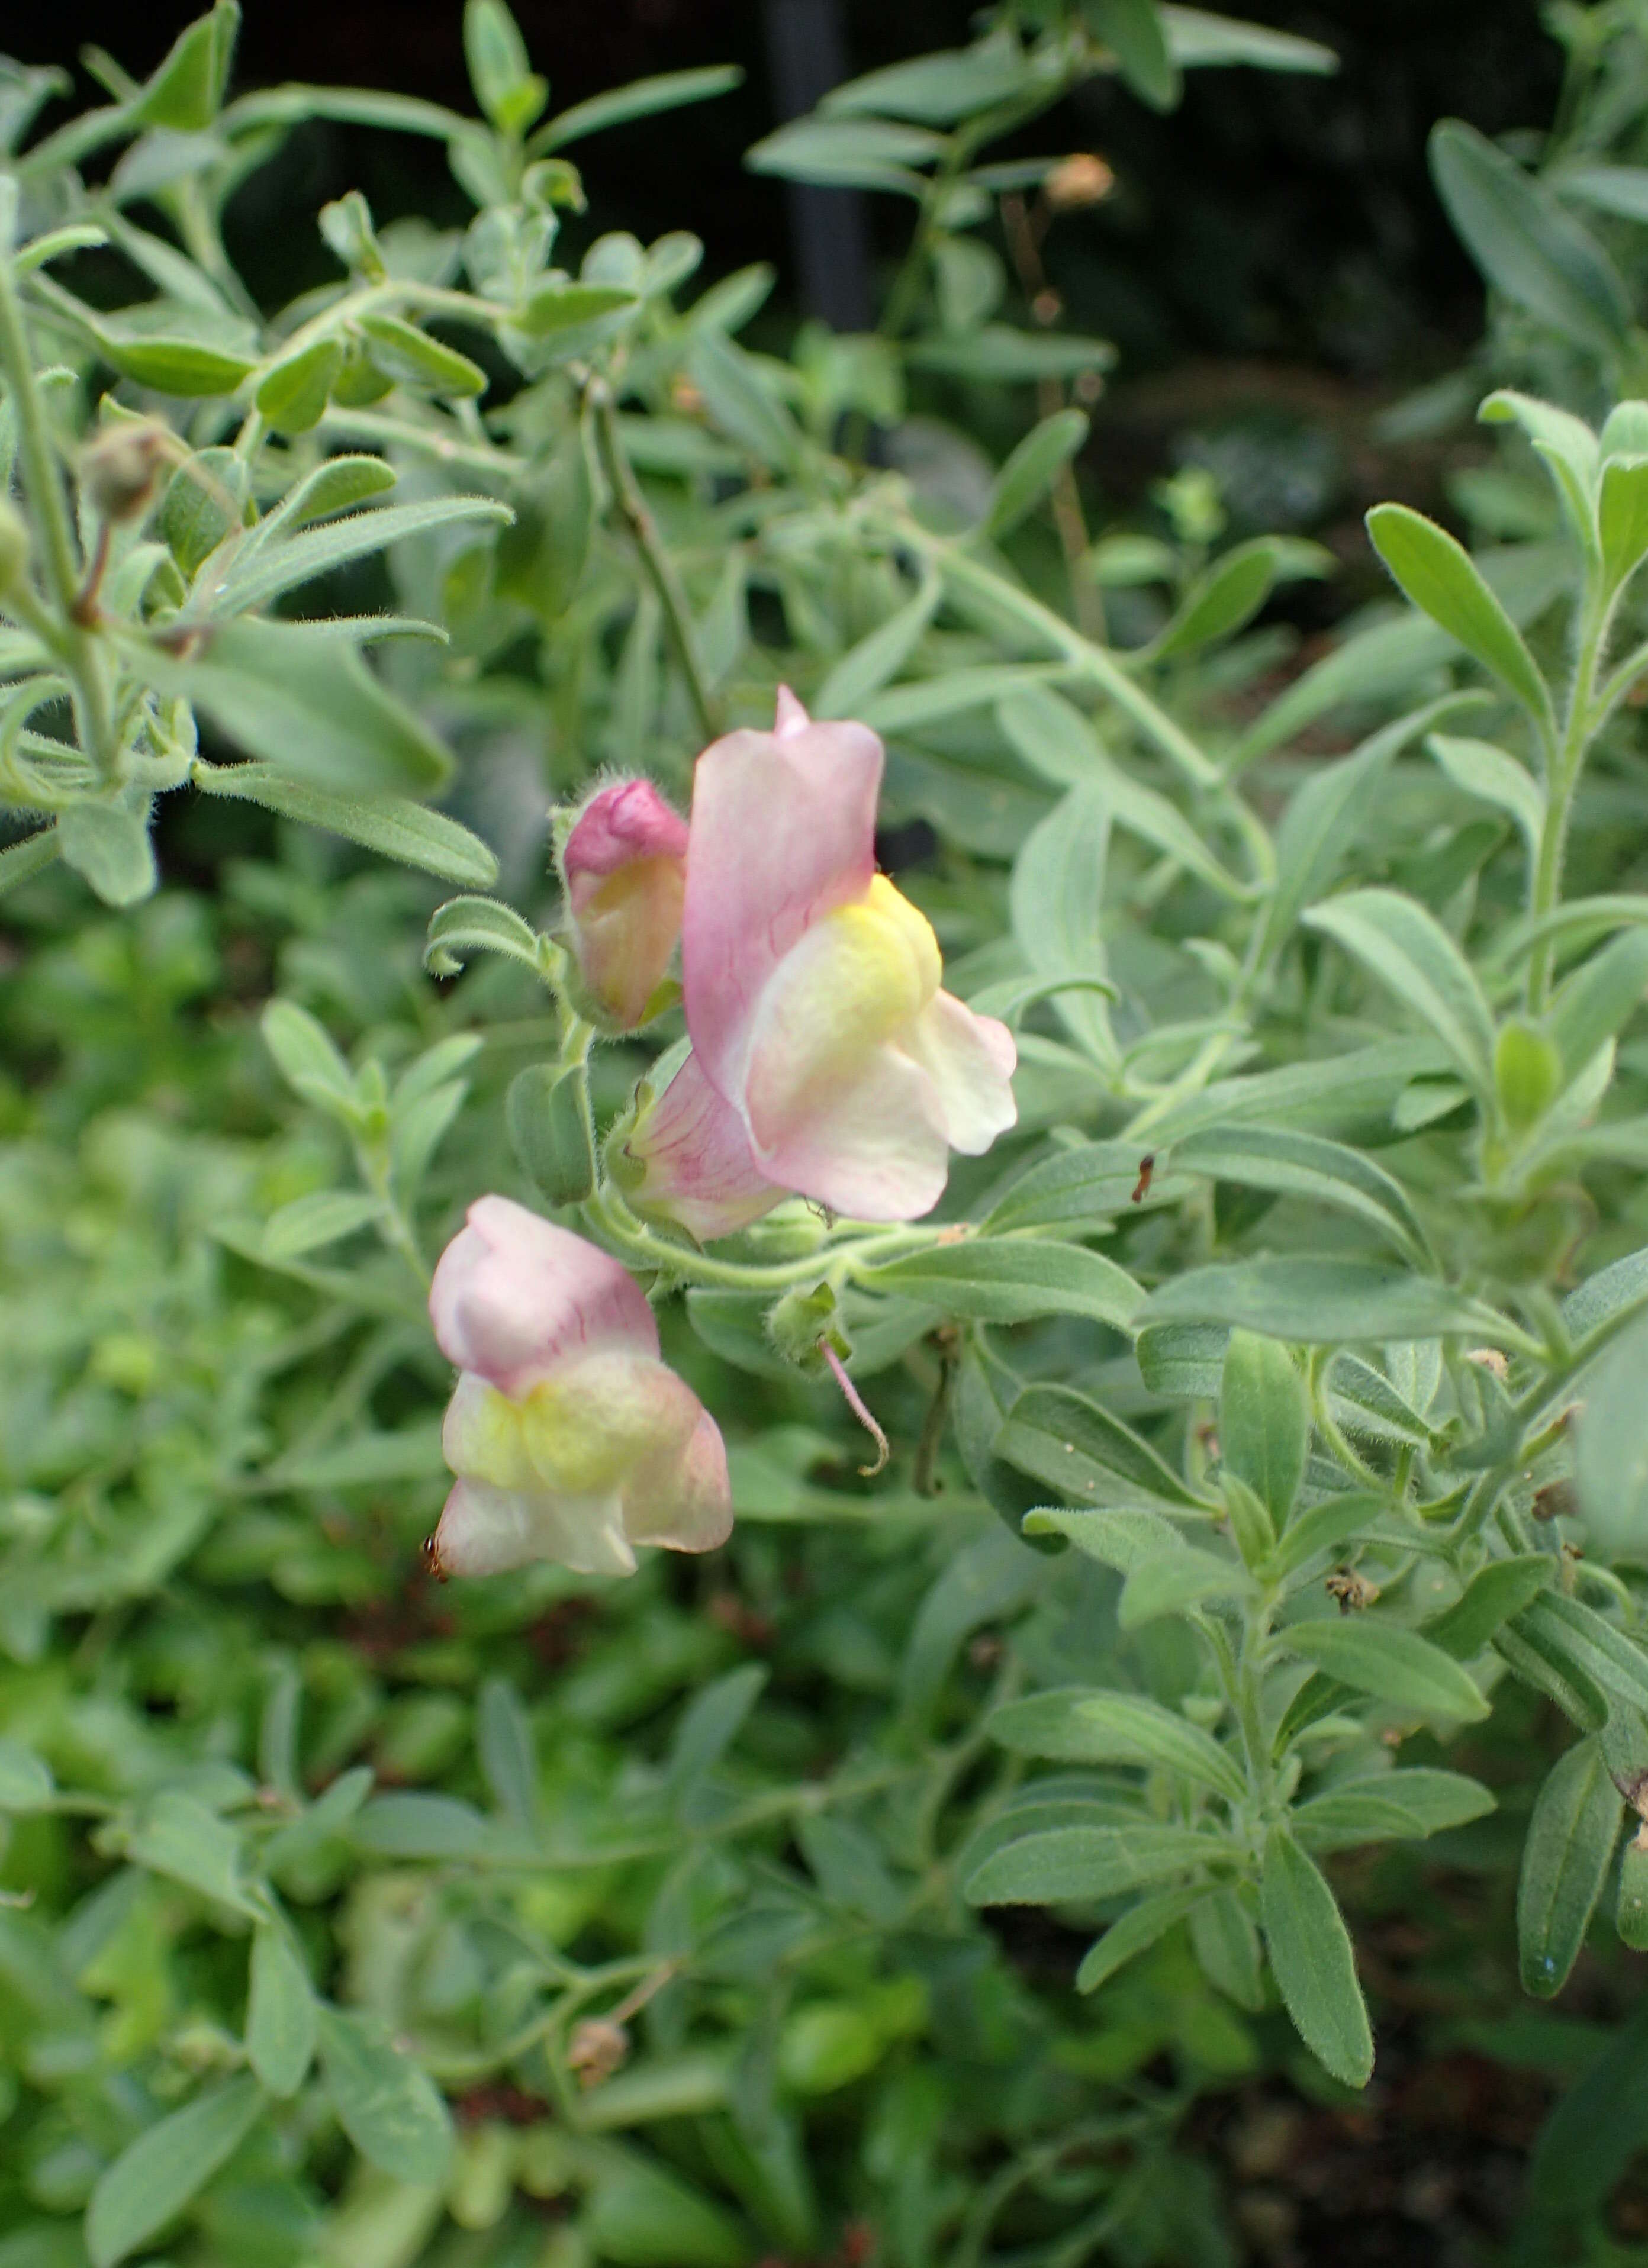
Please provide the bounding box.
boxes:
[676,690,1016,1222]
[427,1196,730,1577]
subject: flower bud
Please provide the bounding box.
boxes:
[558,778,688,1031]
[81,421,172,524]
[1045,153,1115,210]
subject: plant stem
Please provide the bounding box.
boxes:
[589,382,721,744]
[1527,588,1608,1014]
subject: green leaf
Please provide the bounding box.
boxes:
[1512,1590,1648,1716]
[1220,1329,1308,1527]
[0,823,62,897]
[983,1139,1180,1233]
[746,115,942,196]
[1528,2003,1648,2212]
[1161,5,1335,73]
[964,1822,1219,1906]
[507,1063,595,1205]
[533,65,743,153]
[1010,783,1113,1062]
[1290,1768,1495,1852]
[1598,456,1648,591]
[1077,1884,1214,1993]
[1151,537,1298,658]
[1085,0,1181,109]
[1494,1618,1608,1732]
[131,1,239,131]
[1139,1257,1488,1345]
[0,1738,54,1810]
[476,1678,539,1827]
[261,1190,385,1260]
[350,1792,489,1857]
[813,572,939,719]
[995,1381,1205,1509]
[316,2006,455,2182]
[1576,1309,1648,1562]
[1620,1842,1648,1952]
[425,894,546,977]
[1118,1544,1252,1626]
[1174,1123,1431,1266]
[513,280,638,338]
[1283,1618,1489,1721]
[358,312,487,398]
[685,330,802,472]
[247,1922,317,2098]
[127,1789,259,1913]
[210,495,509,615]
[254,335,344,436]
[86,2074,263,2268]
[859,1240,1143,1331]
[261,1000,355,1113]
[1430,118,1631,361]
[984,408,1090,539]
[134,619,452,796]
[95,327,258,398]
[1135,1320,1227,1400]
[1518,1739,1621,1996]
[57,795,156,908]
[1265,1491,1387,1581]
[194,762,495,885]
[1188,1884,1266,2008]
[998,687,1248,900]
[1426,733,1545,860]
[1478,388,1599,556]
[907,323,1116,382]
[463,0,547,136]
[825,33,1040,123]
[1256,697,1471,948]
[1547,929,1648,1087]
[1494,1019,1564,1130]
[280,455,398,527]
[1303,885,1498,1097]
[1260,1828,1373,2086]
[1423,1556,1550,1657]
[1365,503,1552,727]
[1022,1503,1184,1570]
[989,1687,1247,1803]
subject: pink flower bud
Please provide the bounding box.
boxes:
[427,1196,730,1577]
[679,691,1016,1220]
[560,778,689,1030]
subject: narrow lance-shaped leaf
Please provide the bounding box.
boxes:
[1303,885,1498,1098]
[86,2075,265,2268]
[1518,1738,1621,1996]
[1365,502,1553,733]
[1261,1826,1373,2087]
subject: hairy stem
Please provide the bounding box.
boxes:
[590,383,721,743]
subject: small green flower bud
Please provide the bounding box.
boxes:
[1495,1019,1563,1132]
[81,420,172,523]
[767,1281,849,1377]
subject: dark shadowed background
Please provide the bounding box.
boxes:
[8,1,1560,379]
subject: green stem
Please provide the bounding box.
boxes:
[1527,589,1608,1014]
[0,252,118,778]
[589,382,721,744]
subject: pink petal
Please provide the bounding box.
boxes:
[431,1476,637,1577]
[773,684,809,739]
[429,1196,658,1392]
[562,777,688,880]
[903,991,1018,1154]
[622,1049,783,1242]
[683,709,884,1113]
[751,1036,952,1219]
[624,1406,733,1554]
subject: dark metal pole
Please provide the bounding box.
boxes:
[762,0,873,333]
